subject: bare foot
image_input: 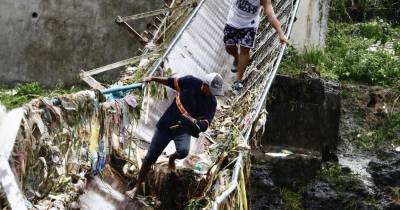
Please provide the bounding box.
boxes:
[168,158,176,172]
[125,187,138,199]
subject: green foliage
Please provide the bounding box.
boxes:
[326,22,400,86]
[329,0,352,22]
[280,21,400,88]
[357,20,391,43]
[0,82,44,109]
[0,82,80,109]
[353,112,400,150]
[280,187,304,210]
[329,0,400,23]
[337,50,399,86]
[394,41,400,56]
[328,19,398,43]
[184,198,209,210]
[280,47,338,81]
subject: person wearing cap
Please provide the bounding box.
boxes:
[126,73,223,199]
[224,0,288,91]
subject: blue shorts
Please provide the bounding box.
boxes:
[223,24,257,49]
[142,128,191,166]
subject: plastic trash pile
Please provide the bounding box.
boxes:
[2,90,141,209]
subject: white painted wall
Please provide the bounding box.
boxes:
[291,0,330,51]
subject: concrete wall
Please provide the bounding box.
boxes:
[0,0,163,87]
[263,75,341,151]
[291,0,330,51]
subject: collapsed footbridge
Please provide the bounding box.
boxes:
[1,0,300,209]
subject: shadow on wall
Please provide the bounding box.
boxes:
[0,0,163,87]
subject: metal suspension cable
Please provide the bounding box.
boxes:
[212,0,301,208]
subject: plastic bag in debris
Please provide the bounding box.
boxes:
[2,91,142,209]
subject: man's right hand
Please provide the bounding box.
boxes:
[181,115,200,138]
[279,33,289,44]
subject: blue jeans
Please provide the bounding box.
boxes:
[142,128,191,166]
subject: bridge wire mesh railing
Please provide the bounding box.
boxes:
[209,0,299,209]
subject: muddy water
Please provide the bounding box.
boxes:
[339,153,374,191]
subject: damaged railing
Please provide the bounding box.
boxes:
[212,0,300,209]
[80,0,197,90]
[115,0,196,46]
[146,0,206,77]
[1,0,301,209]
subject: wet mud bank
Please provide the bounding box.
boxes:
[249,75,400,210]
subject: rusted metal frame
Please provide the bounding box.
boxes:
[155,7,191,43]
[119,21,149,46]
[115,1,197,47]
[146,0,207,77]
[150,0,179,45]
[115,2,196,23]
[80,2,183,88]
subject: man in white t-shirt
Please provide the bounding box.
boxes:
[224,0,288,91]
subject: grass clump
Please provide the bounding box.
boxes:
[185,198,209,210]
[353,112,400,150]
[0,82,79,109]
[280,47,338,81]
[329,0,400,23]
[280,187,304,210]
[316,163,360,190]
[389,187,400,203]
[394,41,400,56]
[357,20,392,43]
[315,164,381,209]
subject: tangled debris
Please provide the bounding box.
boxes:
[2,90,143,209]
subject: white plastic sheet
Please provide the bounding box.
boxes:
[0,106,27,210]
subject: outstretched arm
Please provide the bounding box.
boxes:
[145,75,199,91]
[261,0,288,44]
[144,77,168,85]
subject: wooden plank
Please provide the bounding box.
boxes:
[81,50,162,77]
[82,57,140,77]
[80,72,105,89]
